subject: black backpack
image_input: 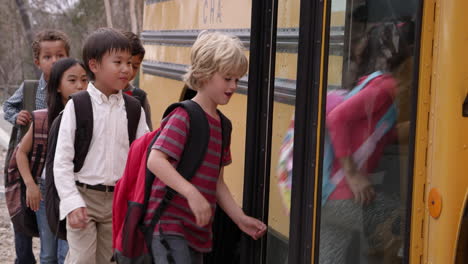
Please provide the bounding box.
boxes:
[45,91,141,240]
[130,87,147,107]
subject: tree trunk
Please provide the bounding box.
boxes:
[103,0,113,28]
[136,0,144,33]
[14,0,33,47]
[129,0,138,33]
[14,0,40,77]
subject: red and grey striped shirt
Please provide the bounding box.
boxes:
[144,107,231,252]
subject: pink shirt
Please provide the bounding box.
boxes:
[326,74,398,200]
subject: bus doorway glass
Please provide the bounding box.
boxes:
[265,0,300,263]
[317,0,420,263]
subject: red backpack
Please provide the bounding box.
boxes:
[5,109,48,237]
[112,100,231,264]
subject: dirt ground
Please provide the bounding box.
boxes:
[0,148,40,263]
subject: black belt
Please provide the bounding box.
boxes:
[75,181,115,192]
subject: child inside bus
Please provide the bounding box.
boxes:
[16,58,88,264]
[319,22,414,264]
[53,28,149,263]
[3,29,70,264]
[122,31,153,130]
[145,31,267,264]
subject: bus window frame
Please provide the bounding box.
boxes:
[241,0,279,263]
[288,0,328,263]
[241,0,328,262]
[403,0,424,260]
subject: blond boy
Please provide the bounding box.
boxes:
[145,32,267,264]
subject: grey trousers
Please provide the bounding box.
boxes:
[152,235,203,264]
[318,193,400,264]
[319,199,363,264]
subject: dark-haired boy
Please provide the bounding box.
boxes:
[3,29,70,264]
[122,31,153,130]
[53,28,148,263]
[4,30,70,126]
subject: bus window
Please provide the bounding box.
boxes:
[266,0,300,262]
[318,0,419,263]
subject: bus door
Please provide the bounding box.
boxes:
[242,0,424,263]
[311,0,423,263]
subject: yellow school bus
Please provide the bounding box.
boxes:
[139,0,468,263]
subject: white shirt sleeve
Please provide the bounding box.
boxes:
[136,107,150,138]
[53,100,86,220]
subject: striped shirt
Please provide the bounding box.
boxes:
[144,107,231,252]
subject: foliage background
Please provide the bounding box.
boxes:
[0,0,145,102]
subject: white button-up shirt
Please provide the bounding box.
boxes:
[54,82,149,219]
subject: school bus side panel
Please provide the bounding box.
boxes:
[143,0,251,31]
[425,0,468,262]
[141,0,252,205]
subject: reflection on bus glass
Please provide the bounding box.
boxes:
[317,0,418,263]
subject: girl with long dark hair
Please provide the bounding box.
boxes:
[319,22,414,264]
[16,58,87,264]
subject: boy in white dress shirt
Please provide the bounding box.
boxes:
[53,28,149,264]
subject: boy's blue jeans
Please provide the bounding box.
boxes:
[151,235,203,264]
[35,182,68,264]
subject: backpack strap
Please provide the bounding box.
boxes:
[345,71,384,99]
[70,91,94,173]
[44,112,67,240]
[217,110,232,160]
[23,80,38,114]
[123,93,142,144]
[19,80,39,138]
[130,88,147,108]
[30,110,48,180]
[169,100,210,188]
[144,100,210,206]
